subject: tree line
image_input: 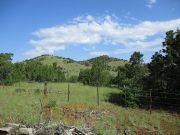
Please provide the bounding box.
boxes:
[0,56,65,85]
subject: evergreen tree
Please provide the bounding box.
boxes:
[113,52,149,107]
[147,30,180,110]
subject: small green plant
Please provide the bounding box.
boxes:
[47,99,57,108]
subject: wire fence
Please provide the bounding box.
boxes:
[125,89,180,114]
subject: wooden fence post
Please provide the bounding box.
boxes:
[125,90,127,108]
[149,89,152,114]
[43,81,49,123]
[124,85,127,108]
[68,83,70,102]
[97,86,99,106]
[44,81,48,97]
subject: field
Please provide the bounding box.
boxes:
[0,82,180,134]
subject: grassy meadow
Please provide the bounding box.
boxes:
[0,82,179,134]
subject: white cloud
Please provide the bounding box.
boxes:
[90,51,109,56]
[146,0,157,8]
[26,15,180,57]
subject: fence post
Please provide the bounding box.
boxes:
[68,83,70,102]
[43,81,49,123]
[97,86,99,105]
[125,90,127,108]
[124,85,127,108]
[2,82,4,89]
[44,81,48,97]
[149,89,152,114]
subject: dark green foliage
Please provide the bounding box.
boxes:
[23,61,65,82]
[113,52,149,107]
[47,99,57,108]
[0,53,15,85]
[146,30,180,110]
[0,54,65,85]
[78,69,91,85]
[129,51,143,65]
[13,63,26,81]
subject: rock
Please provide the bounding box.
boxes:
[0,123,97,135]
[20,125,27,128]
[64,129,73,135]
[35,127,56,135]
[19,128,34,135]
[0,127,14,135]
[5,123,20,128]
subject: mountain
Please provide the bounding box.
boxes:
[23,54,128,77]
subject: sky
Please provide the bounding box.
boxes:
[0,0,180,62]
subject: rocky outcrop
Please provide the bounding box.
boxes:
[0,123,96,135]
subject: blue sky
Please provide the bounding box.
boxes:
[0,0,180,62]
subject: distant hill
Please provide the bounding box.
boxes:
[85,55,128,72]
[23,54,128,77]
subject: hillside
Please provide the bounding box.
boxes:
[88,55,128,71]
[24,54,128,77]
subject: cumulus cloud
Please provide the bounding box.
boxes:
[146,0,157,8]
[26,15,180,57]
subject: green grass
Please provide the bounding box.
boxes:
[0,82,179,134]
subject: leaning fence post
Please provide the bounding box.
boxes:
[44,81,48,97]
[43,81,49,123]
[68,82,70,102]
[97,86,99,105]
[124,85,127,108]
[125,90,127,108]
